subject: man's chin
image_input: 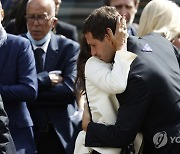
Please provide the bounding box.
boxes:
[32,35,42,41]
[31,32,42,40]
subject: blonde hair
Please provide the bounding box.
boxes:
[138,0,180,41]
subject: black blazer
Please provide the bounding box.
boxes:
[54,20,79,42]
[85,33,180,154]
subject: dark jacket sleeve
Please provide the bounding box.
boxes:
[0,38,38,103]
[37,37,80,105]
[85,76,151,148]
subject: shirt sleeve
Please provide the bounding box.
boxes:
[85,51,137,94]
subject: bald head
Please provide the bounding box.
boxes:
[27,0,56,17]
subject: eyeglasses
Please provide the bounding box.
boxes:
[25,14,54,24]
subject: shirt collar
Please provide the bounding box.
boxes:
[32,38,50,53]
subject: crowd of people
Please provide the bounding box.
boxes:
[0,0,180,154]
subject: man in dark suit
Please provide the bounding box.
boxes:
[54,20,78,42]
[81,6,180,154]
[0,2,38,154]
[105,0,140,36]
[53,0,79,42]
[24,0,80,153]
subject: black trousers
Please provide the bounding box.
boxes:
[35,123,66,154]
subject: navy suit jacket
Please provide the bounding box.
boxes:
[85,33,180,154]
[25,32,80,154]
[0,34,37,147]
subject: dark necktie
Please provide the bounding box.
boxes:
[34,48,44,73]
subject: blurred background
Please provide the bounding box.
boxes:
[57,0,180,39]
[1,0,180,40]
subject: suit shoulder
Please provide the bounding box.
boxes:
[57,20,77,30]
[6,34,32,55]
[55,33,79,46]
[127,36,139,51]
[7,33,30,45]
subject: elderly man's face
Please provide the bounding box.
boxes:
[109,0,138,26]
[26,0,57,40]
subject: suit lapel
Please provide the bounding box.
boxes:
[44,33,63,71]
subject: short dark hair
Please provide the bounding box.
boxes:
[83,6,119,41]
[104,0,140,6]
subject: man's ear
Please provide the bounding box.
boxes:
[105,33,114,47]
[52,17,58,29]
[105,33,110,40]
[106,28,114,43]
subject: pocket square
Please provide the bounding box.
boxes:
[141,43,153,52]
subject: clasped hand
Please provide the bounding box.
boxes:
[49,73,63,86]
